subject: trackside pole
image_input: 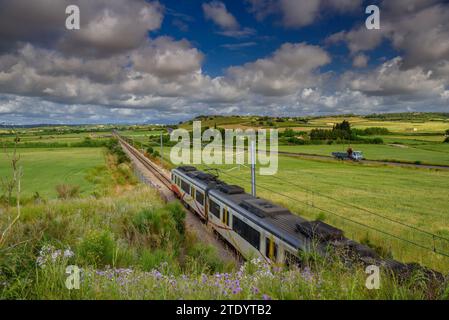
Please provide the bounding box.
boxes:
[251,140,256,197]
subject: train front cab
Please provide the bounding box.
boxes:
[171,170,206,220]
[172,169,301,266]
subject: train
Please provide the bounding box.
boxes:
[171,166,380,265]
[170,166,444,280]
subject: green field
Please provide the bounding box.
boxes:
[191,153,449,272]
[0,148,105,198]
[155,142,449,272]
[277,144,449,166]
[307,116,449,133]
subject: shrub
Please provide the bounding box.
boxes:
[117,163,134,184]
[166,202,186,235]
[353,127,390,136]
[106,138,129,164]
[55,184,80,199]
[444,137,449,143]
[152,150,160,158]
[185,242,224,274]
[77,230,116,266]
[131,207,179,248]
[371,137,384,144]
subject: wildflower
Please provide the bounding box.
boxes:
[262,294,272,300]
[51,249,61,262]
[301,266,314,283]
[63,249,75,258]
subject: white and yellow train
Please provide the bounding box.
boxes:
[171,166,372,266]
[170,166,442,280]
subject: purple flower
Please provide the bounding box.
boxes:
[301,267,314,283]
[262,294,272,300]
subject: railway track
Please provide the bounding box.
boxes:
[116,134,172,190]
[114,133,240,265]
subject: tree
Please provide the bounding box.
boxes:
[334,120,351,133]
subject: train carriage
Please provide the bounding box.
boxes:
[171,166,341,265]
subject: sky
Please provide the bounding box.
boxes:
[0,0,448,124]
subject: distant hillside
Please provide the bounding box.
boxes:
[177,112,449,129]
[365,112,449,121]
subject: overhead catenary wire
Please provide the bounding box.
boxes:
[211,166,449,259]
[264,172,449,243]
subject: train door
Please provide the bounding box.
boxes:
[191,185,196,201]
[265,236,278,262]
[222,207,229,227]
[204,191,209,223]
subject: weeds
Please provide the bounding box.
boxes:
[55,184,80,200]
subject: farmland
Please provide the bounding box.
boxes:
[192,154,449,272]
[277,144,449,166]
[125,114,449,272]
[1,114,448,300]
[0,148,105,198]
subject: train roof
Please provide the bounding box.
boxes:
[173,166,316,249]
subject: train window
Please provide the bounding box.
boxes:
[209,199,220,218]
[265,237,278,261]
[171,173,174,182]
[222,207,230,226]
[196,190,204,206]
[285,251,301,267]
[232,216,260,250]
[181,180,190,194]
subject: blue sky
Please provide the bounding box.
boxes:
[0,0,447,124]
[160,0,381,76]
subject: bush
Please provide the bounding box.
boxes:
[106,138,129,164]
[444,137,449,143]
[353,127,390,136]
[117,163,134,184]
[77,230,116,266]
[166,202,186,235]
[152,150,160,158]
[55,184,80,199]
[185,241,224,273]
[371,137,384,144]
[131,207,180,248]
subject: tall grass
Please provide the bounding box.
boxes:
[0,186,231,299]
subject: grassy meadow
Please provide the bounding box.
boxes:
[278,144,449,166]
[0,148,105,198]
[1,185,446,300]
[190,155,449,272]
